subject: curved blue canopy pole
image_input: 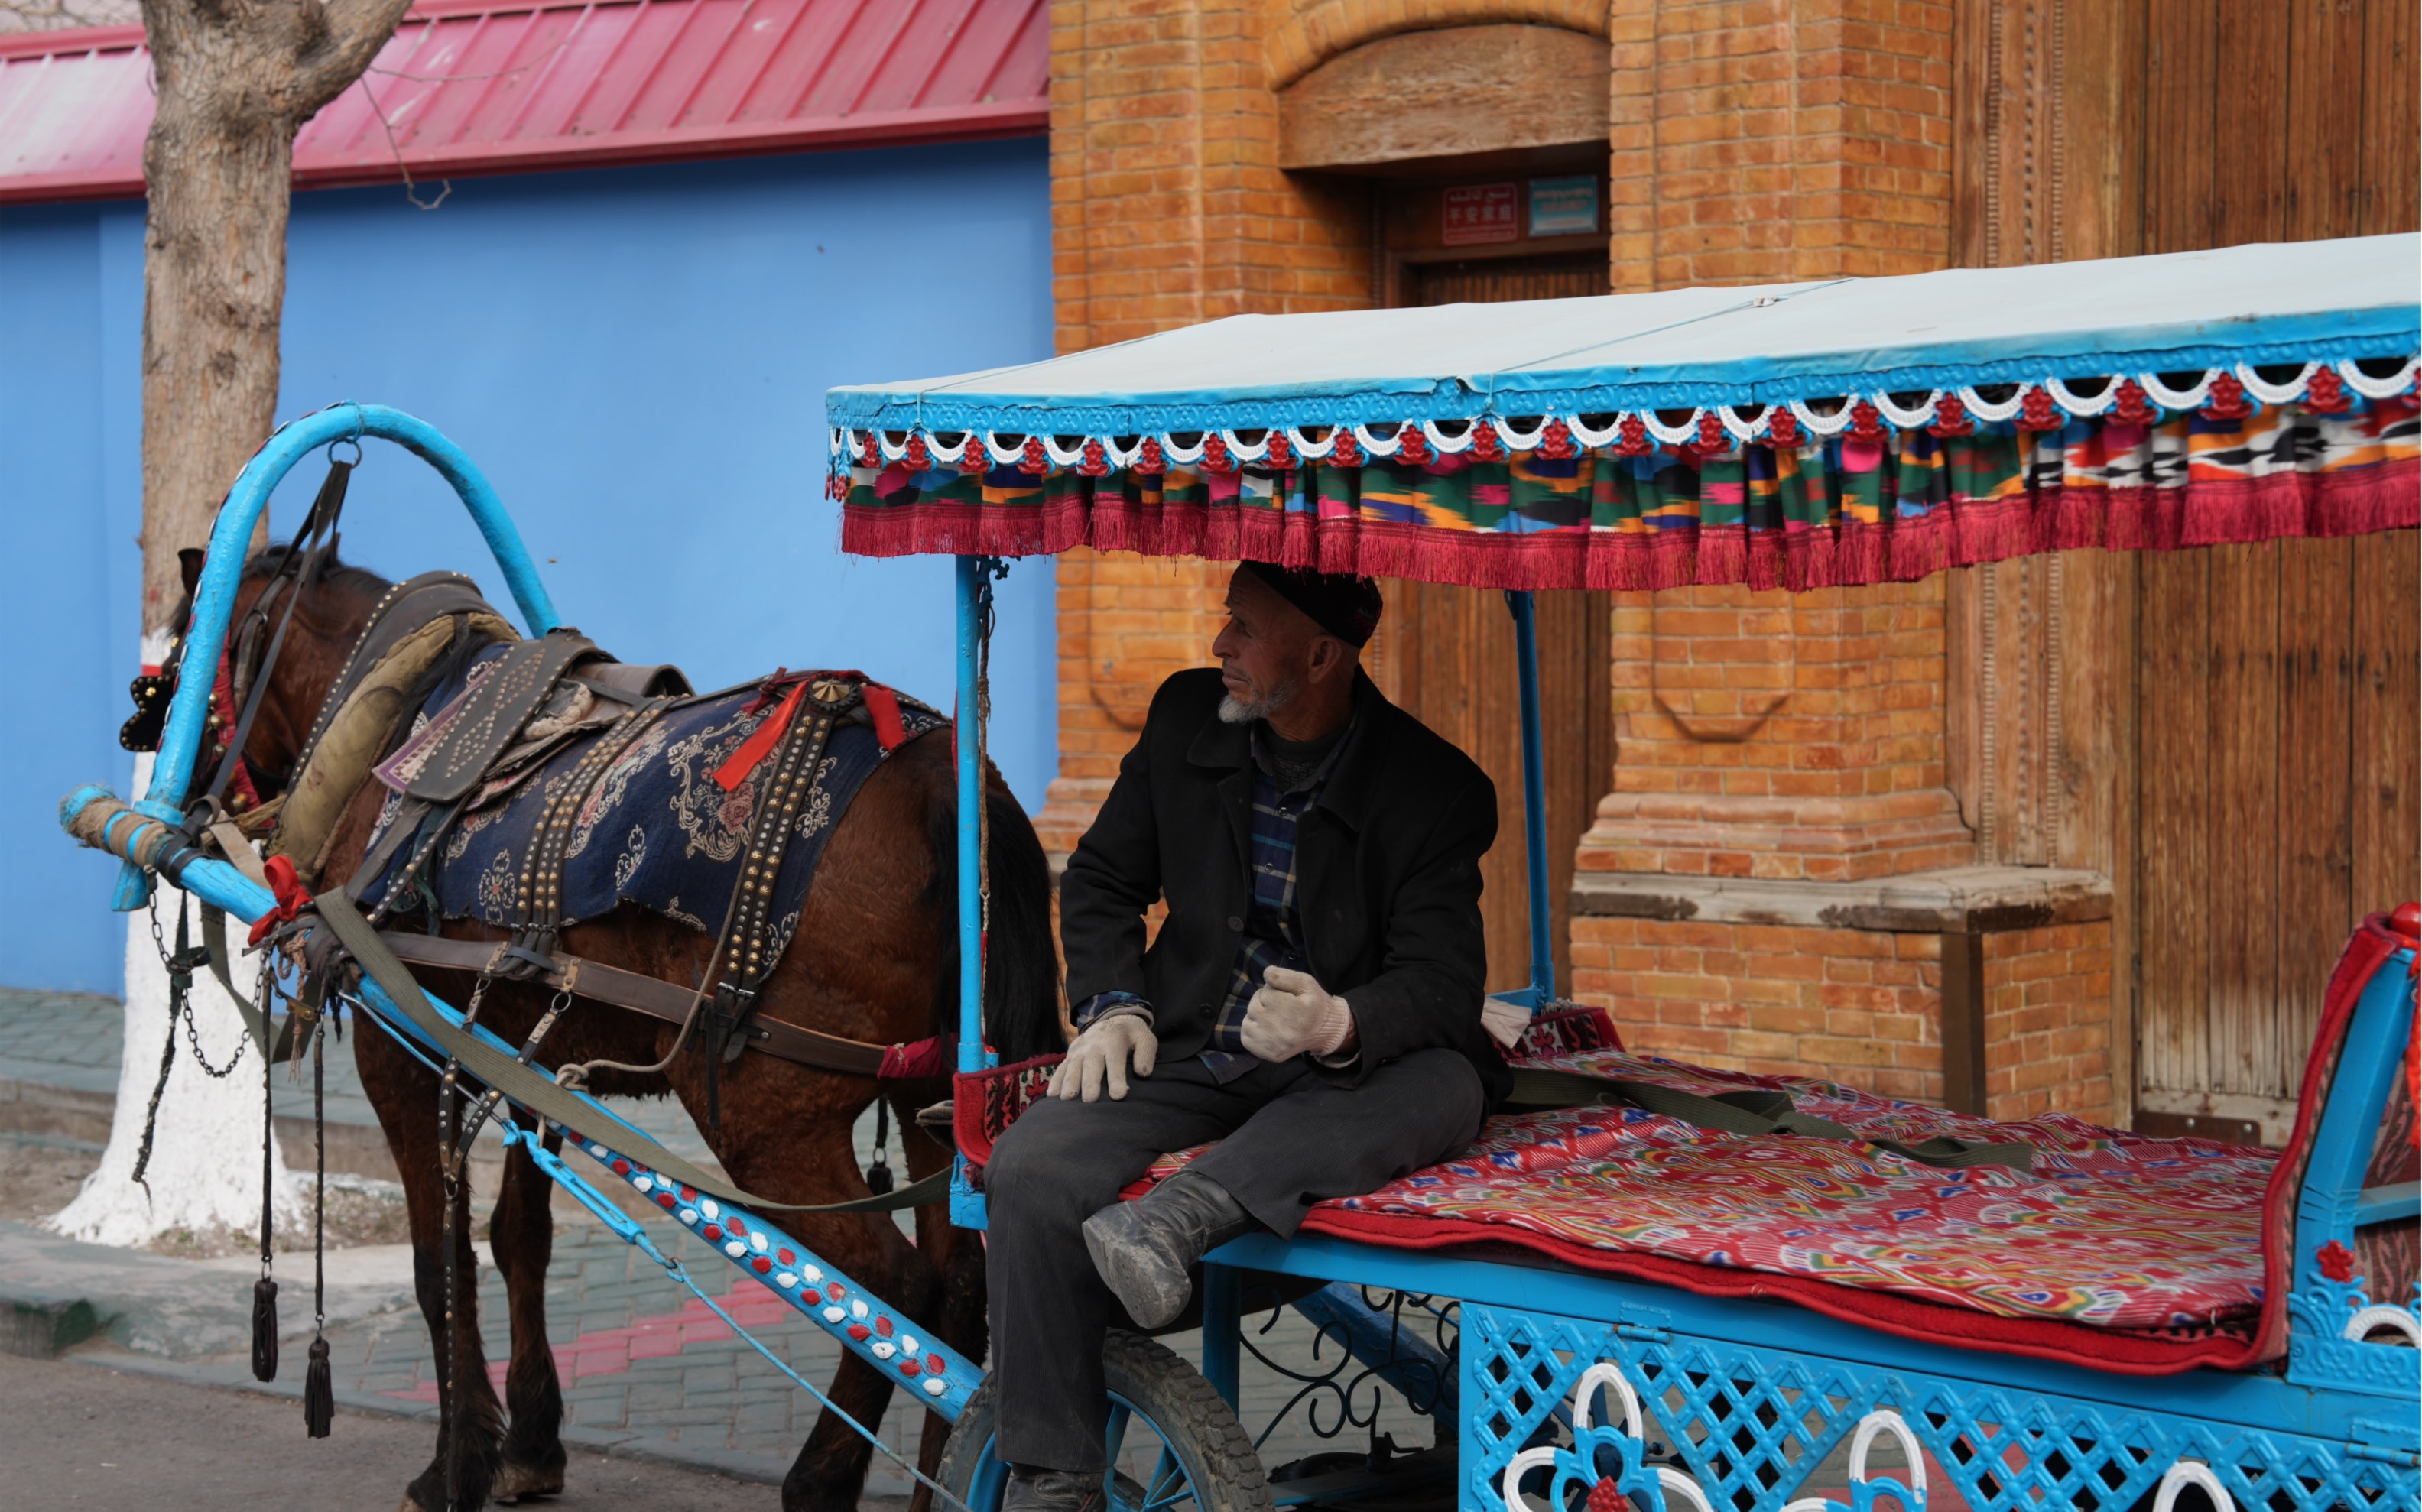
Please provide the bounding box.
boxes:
[115,402,560,907]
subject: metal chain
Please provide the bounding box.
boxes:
[144,894,246,1079]
[975,558,1007,955]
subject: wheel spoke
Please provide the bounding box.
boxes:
[1138,1446,1193,1512]
[1102,1405,1132,1508]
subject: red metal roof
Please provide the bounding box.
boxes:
[0,0,1047,205]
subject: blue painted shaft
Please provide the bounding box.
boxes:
[955,556,985,1075]
[143,403,560,819]
[1506,591,1554,1001]
[65,819,986,1416]
[950,556,990,1228]
[1199,1262,1241,1408]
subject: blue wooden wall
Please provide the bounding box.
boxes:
[0,138,1054,994]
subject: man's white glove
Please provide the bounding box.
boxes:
[1480,995,1533,1050]
[1050,1011,1158,1102]
[1240,966,1355,1062]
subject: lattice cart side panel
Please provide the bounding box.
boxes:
[1464,1302,2420,1512]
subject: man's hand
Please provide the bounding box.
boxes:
[1050,1013,1158,1101]
[1240,966,1355,1061]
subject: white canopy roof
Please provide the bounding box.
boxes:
[830,235,2420,439]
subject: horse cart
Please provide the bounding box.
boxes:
[60,231,2421,1512]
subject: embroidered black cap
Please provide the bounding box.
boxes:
[1232,560,1385,647]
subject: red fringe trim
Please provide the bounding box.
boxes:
[2180,473,2316,548]
[848,465,2418,590]
[2310,458,2422,536]
[1888,510,1952,582]
[1281,510,1320,570]
[1696,527,1748,587]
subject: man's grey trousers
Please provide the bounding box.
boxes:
[982,1048,1486,1472]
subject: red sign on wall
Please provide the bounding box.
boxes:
[1442,183,1520,246]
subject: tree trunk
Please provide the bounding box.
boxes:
[67,0,415,1248]
[135,92,293,630]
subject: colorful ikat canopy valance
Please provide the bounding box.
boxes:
[829,235,2420,592]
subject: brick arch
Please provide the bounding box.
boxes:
[1263,0,1609,91]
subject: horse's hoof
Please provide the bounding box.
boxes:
[495,1461,566,1503]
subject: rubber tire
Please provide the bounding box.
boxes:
[934,1330,1274,1512]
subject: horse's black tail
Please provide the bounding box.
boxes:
[928,770,1066,1065]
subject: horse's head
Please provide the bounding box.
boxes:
[126,543,395,820]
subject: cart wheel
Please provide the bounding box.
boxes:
[935,1329,1274,1512]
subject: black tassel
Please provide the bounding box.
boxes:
[304,1337,333,1437]
[252,1276,280,1382]
[865,1098,894,1194]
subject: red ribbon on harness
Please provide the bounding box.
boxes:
[862,682,907,752]
[877,1033,956,1082]
[716,677,810,792]
[716,673,914,792]
[248,855,311,946]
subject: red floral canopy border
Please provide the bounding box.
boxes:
[834,360,2419,592]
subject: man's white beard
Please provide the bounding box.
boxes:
[1219,680,1300,725]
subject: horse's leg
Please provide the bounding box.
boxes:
[489,1116,566,1504]
[903,1091,985,1512]
[356,1018,508,1512]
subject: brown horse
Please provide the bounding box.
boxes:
[173,546,1061,1511]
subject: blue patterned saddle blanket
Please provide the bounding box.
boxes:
[359,647,945,963]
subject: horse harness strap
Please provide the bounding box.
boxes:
[313,889,946,1214]
[404,630,605,804]
[1504,1066,2037,1171]
[375,931,898,1077]
[696,674,861,1128]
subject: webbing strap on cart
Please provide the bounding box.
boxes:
[1505,1066,2035,1171]
[311,887,949,1213]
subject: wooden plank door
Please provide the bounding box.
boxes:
[1364,242,1615,994]
[2122,0,2420,1144]
[2135,539,2420,1144]
[1366,584,1612,995]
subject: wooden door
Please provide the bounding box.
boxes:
[1953,0,2420,1143]
[1366,585,1612,995]
[2135,541,2420,1142]
[1369,231,1615,994]
[1407,251,1608,305]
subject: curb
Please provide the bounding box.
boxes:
[0,1075,469,1187]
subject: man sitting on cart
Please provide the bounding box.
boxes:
[984,560,1516,1510]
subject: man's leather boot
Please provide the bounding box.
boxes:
[1081,1169,1255,1330]
[1003,1466,1107,1512]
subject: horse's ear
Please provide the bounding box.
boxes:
[178,548,206,600]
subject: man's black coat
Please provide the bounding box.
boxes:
[1059,666,1510,1105]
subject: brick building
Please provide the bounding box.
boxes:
[1036,0,2419,1139]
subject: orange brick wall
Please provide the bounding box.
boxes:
[1262,0,1612,86]
[1051,0,1372,358]
[1572,917,1948,1102]
[1982,922,2115,1125]
[1035,550,1226,861]
[1607,0,1954,291]
[1044,3,2117,1124]
[1581,579,1973,881]
[1570,915,2116,1120]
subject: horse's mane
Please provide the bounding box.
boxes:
[164,542,393,640]
[240,541,392,600]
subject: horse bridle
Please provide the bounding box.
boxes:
[120,453,356,823]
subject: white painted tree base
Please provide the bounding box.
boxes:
[50,745,300,1249]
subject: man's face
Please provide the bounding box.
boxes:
[1211,570,1315,723]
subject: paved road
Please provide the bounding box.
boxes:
[0,1348,835,1511]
